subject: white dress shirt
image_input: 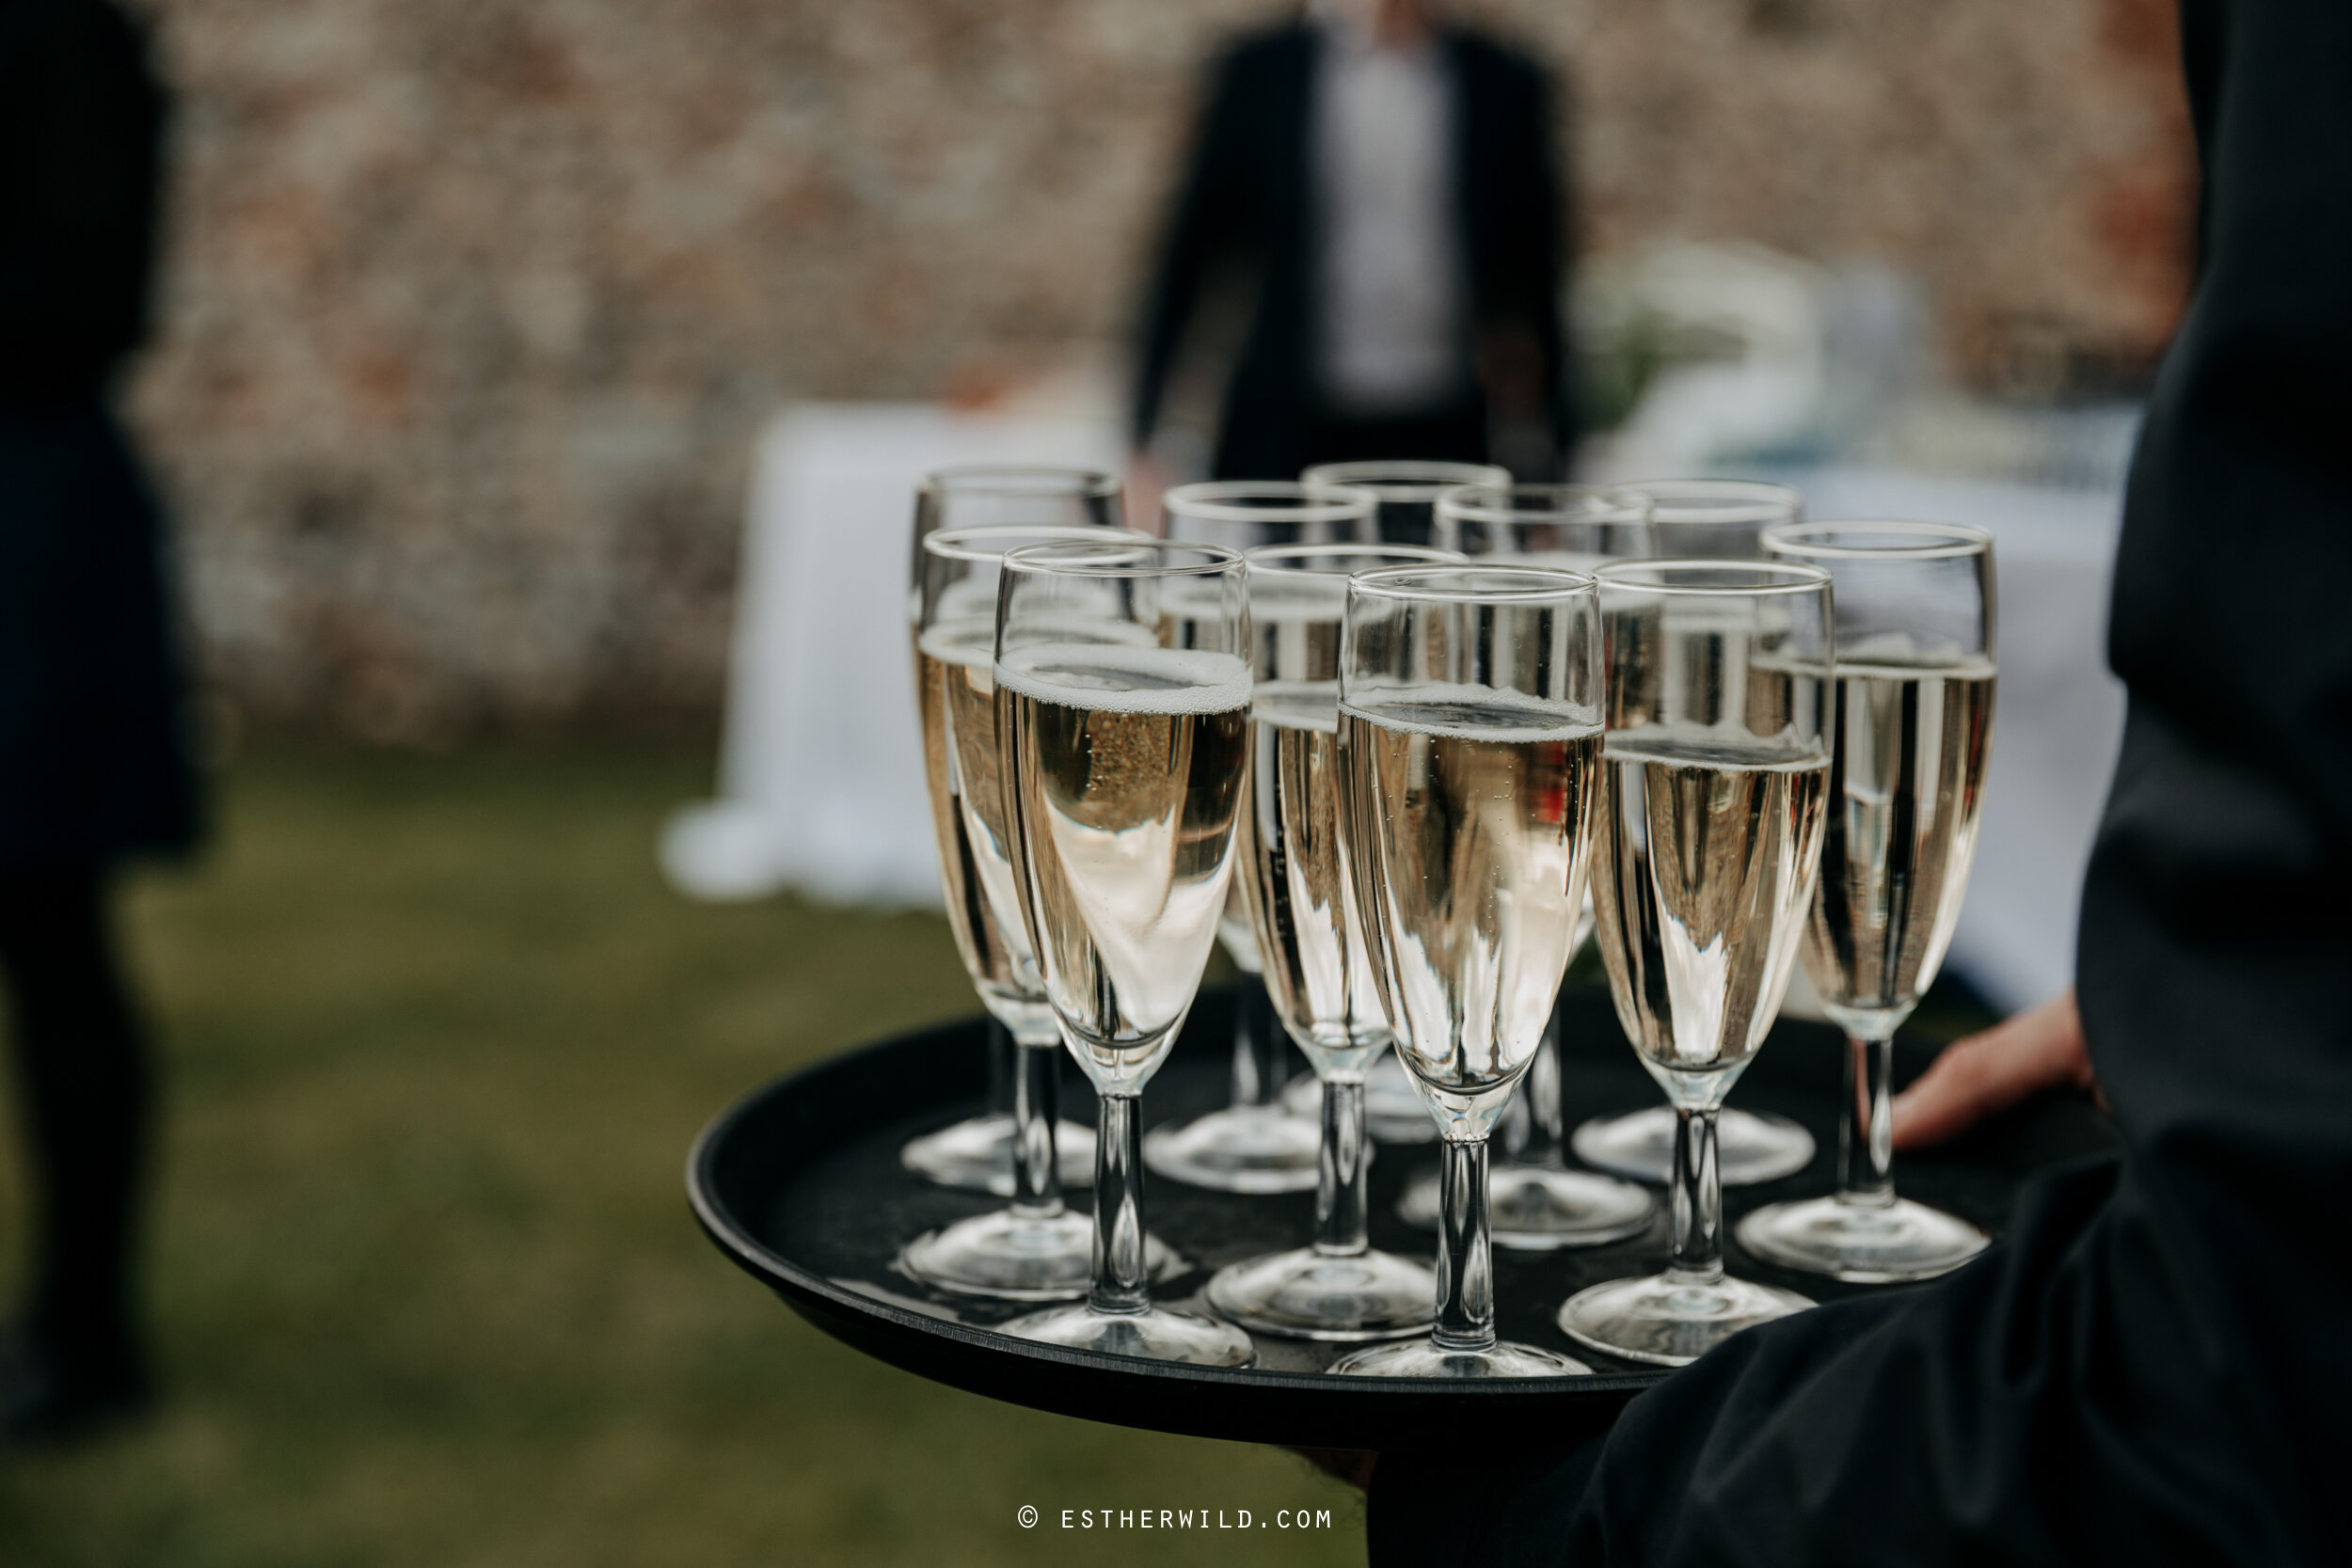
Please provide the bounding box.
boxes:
[1312,20,1467,416]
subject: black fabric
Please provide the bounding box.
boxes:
[1366,1,2352,1560]
[1130,23,1576,482]
[1296,402,1490,472]
[0,867,151,1382]
[0,0,163,411]
[0,0,197,863]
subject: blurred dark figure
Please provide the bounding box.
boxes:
[0,0,194,1438]
[1131,0,1575,486]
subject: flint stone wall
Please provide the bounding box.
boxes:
[126,0,2189,736]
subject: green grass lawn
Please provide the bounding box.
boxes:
[0,744,1360,1567]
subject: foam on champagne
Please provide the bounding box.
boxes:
[916,621,993,670]
[1340,682,1598,745]
[1831,656,1997,681]
[1605,729,1833,772]
[996,643,1251,716]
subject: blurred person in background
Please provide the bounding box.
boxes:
[1129,0,1576,500]
[0,0,194,1438]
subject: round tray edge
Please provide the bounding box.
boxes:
[686,1042,1661,1448]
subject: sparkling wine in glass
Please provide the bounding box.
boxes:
[1736,522,1996,1282]
[1141,482,1381,1195]
[898,524,1183,1300]
[899,467,1120,1195]
[1565,477,1821,1190]
[1203,545,1459,1341]
[1293,466,1507,1148]
[1391,483,1661,1249]
[1558,560,1832,1367]
[993,538,1257,1366]
[1328,564,1606,1379]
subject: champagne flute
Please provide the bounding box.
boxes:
[1568,477,1820,1189]
[1203,544,1458,1341]
[1328,564,1605,1379]
[1143,482,1380,1195]
[1736,522,1996,1282]
[900,467,1120,1194]
[1293,462,1510,1139]
[993,538,1256,1366]
[1393,483,1660,1250]
[1299,460,1509,547]
[899,525,1181,1299]
[1558,561,1832,1366]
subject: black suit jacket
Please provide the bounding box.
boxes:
[1367,1,2352,1561]
[1131,23,1574,480]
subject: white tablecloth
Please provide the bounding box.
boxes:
[660,402,1122,906]
[664,407,2127,1017]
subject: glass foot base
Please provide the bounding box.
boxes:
[1205,1247,1436,1341]
[899,1114,1095,1196]
[1328,1336,1590,1378]
[1736,1195,1990,1283]
[999,1302,1256,1367]
[1557,1271,1815,1368]
[1283,1059,1437,1144]
[1570,1106,1814,1187]
[899,1209,1182,1302]
[1142,1106,1321,1194]
[1397,1165,1656,1250]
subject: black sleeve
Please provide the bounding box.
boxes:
[1130,42,1254,450]
[0,0,166,390]
[1368,1,2352,1560]
[1521,62,1576,463]
[1465,40,1576,465]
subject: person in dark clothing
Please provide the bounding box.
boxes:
[1130,0,1576,488]
[1359,1,2352,1560]
[0,0,196,1438]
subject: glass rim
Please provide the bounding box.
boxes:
[1434,482,1653,526]
[1298,460,1511,499]
[1595,558,1833,597]
[917,464,1122,499]
[1761,519,1993,562]
[1618,478,1804,525]
[1163,480,1378,524]
[1242,542,1463,579]
[1000,537,1244,579]
[924,524,1150,563]
[1348,562,1597,605]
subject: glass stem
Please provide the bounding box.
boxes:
[1089,1093,1149,1317]
[985,1016,1015,1117]
[1312,1078,1370,1257]
[1009,1037,1063,1219]
[1227,977,1281,1109]
[1837,1031,1899,1207]
[1666,1105,1724,1284]
[1430,1137,1496,1353]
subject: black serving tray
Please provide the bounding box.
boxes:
[689,984,2116,1449]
